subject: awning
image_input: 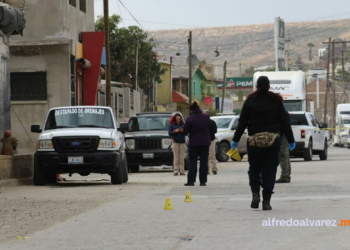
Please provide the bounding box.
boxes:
[172,90,189,103]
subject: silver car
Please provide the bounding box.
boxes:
[211,115,248,162]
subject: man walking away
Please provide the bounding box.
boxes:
[183,102,211,186]
[208,118,218,174]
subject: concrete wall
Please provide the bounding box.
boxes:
[10,0,94,43]
[10,45,71,154]
[0,38,10,142]
[0,155,33,181]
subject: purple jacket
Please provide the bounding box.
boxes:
[182,109,211,147]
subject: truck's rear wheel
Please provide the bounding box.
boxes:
[33,162,46,186]
[111,160,123,185]
[319,140,328,160]
[216,142,230,162]
[304,139,313,161]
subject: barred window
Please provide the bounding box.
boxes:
[114,94,118,114]
[130,89,134,110]
[99,92,106,106]
[11,71,47,101]
[118,94,123,114]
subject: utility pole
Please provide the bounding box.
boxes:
[221,61,227,113]
[239,63,241,77]
[285,32,290,71]
[103,0,111,107]
[188,31,192,110]
[332,40,336,130]
[323,38,331,124]
[135,39,139,91]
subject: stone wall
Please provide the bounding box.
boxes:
[0,155,33,180]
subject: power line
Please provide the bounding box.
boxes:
[118,0,144,29]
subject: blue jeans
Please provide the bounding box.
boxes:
[247,136,281,194]
[187,146,209,184]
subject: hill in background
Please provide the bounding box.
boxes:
[149,19,350,77]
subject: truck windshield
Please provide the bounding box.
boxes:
[340,111,350,115]
[129,116,171,131]
[211,118,232,129]
[283,100,303,112]
[343,119,350,125]
[289,114,308,126]
[45,108,114,130]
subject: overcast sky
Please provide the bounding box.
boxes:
[94,0,350,30]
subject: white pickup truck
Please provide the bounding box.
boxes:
[31,106,129,185]
[289,111,328,161]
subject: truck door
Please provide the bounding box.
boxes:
[310,114,322,150]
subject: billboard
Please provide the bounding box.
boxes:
[217,77,253,89]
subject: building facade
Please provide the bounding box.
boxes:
[9,0,100,154]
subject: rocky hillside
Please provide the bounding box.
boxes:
[149,19,350,76]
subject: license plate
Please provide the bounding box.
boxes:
[143,153,154,159]
[68,156,84,164]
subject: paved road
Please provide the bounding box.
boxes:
[1,147,350,250]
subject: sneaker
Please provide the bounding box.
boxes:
[212,170,217,175]
[200,183,206,186]
[184,182,194,186]
[275,178,290,183]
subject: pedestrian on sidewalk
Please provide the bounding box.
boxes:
[208,116,218,174]
[183,101,211,186]
[169,113,186,176]
[231,76,295,210]
[276,111,292,183]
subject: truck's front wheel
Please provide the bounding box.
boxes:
[33,162,46,186]
[304,139,313,161]
[111,161,123,185]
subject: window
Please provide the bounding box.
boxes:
[69,0,76,7]
[129,116,171,131]
[79,0,86,12]
[206,85,212,95]
[114,94,118,115]
[99,92,105,106]
[130,89,134,110]
[289,114,308,126]
[211,118,233,129]
[118,94,123,115]
[11,71,47,101]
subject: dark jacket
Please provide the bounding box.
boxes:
[168,116,186,143]
[209,119,217,141]
[232,91,295,143]
[183,109,211,147]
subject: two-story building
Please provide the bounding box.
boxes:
[9,0,102,154]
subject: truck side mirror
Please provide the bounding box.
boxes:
[118,122,129,133]
[31,125,42,133]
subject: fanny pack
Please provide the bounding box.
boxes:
[248,132,279,148]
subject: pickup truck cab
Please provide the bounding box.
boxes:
[125,112,189,172]
[289,111,328,161]
[211,115,248,162]
[31,106,129,185]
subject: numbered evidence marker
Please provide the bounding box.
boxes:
[184,192,193,203]
[164,198,173,210]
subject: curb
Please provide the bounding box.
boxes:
[0,178,33,187]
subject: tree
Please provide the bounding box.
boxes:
[295,56,308,71]
[95,15,166,90]
[241,66,255,77]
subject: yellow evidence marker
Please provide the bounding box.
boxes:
[164,198,174,210]
[184,191,193,203]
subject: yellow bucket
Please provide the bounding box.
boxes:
[226,148,242,161]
